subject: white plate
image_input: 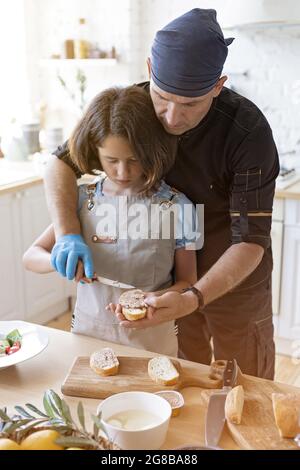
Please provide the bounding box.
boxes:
[0,321,48,369]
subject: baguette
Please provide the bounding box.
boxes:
[119,289,147,321]
[225,385,244,424]
[148,356,179,386]
[90,348,119,376]
[272,392,300,438]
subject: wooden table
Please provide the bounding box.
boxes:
[0,324,298,450]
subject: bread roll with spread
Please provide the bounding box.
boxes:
[148,356,179,385]
[272,392,300,438]
[119,289,147,321]
[90,348,119,376]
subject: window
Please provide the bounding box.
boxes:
[0,0,29,133]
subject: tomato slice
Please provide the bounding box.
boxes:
[7,341,21,355]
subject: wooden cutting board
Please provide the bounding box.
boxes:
[202,374,300,450]
[61,355,222,399]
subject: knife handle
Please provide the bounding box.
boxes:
[223,359,238,388]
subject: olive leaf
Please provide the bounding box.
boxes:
[0,408,10,421]
[61,399,73,426]
[25,403,48,418]
[91,413,107,437]
[55,435,96,449]
[2,418,32,434]
[93,421,99,440]
[47,390,64,416]
[77,402,86,432]
[14,406,35,419]
[43,391,59,419]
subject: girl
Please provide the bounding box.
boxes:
[23,86,198,356]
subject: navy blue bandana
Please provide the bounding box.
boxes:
[151,8,234,97]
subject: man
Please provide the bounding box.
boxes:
[45,9,279,379]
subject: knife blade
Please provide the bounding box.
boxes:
[205,359,238,448]
[94,276,136,290]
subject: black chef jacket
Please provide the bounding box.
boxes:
[54,84,279,291]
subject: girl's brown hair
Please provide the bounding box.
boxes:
[69,86,177,193]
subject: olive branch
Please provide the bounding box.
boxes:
[0,389,116,450]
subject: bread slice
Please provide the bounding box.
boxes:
[225,385,244,424]
[272,392,300,438]
[148,356,179,386]
[90,348,119,376]
[119,289,147,321]
[122,307,147,321]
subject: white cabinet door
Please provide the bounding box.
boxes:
[0,192,24,320]
[19,184,67,322]
[271,220,283,316]
[278,225,300,340]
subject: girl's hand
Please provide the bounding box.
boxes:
[75,260,85,283]
[75,260,94,284]
[105,290,159,321]
[105,303,124,319]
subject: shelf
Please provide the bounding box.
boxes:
[223,21,300,31]
[40,58,118,67]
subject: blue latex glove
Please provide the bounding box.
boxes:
[51,234,94,280]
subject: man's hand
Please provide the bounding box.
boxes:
[51,234,94,280]
[105,291,161,320]
[110,291,198,330]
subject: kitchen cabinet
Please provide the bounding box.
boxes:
[271,198,284,317]
[271,220,283,316]
[20,184,68,323]
[278,225,300,340]
[0,182,69,323]
[0,192,24,320]
[277,203,300,342]
[272,194,300,353]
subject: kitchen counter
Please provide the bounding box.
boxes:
[1,324,299,450]
[1,159,300,199]
[275,180,300,200]
[0,160,43,195]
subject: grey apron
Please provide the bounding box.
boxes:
[72,179,178,356]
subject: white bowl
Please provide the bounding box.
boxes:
[97,391,172,450]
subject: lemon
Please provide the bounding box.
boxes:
[0,438,21,450]
[66,447,84,450]
[20,430,64,450]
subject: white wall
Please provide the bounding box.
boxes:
[24,0,139,137]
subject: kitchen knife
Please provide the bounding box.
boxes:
[205,359,238,448]
[94,276,136,290]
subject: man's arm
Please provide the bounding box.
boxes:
[119,119,278,329]
[43,153,94,279]
[118,242,263,329]
[44,154,80,238]
[194,242,263,305]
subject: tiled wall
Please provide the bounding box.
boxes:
[134,0,300,165]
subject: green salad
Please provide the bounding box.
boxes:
[0,329,22,357]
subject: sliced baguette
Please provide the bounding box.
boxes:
[272,392,300,438]
[90,348,119,376]
[225,385,244,424]
[148,356,179,386]
[119,289,147,321]
[122,307,147,321]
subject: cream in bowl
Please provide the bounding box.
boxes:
[97,391,172,450]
